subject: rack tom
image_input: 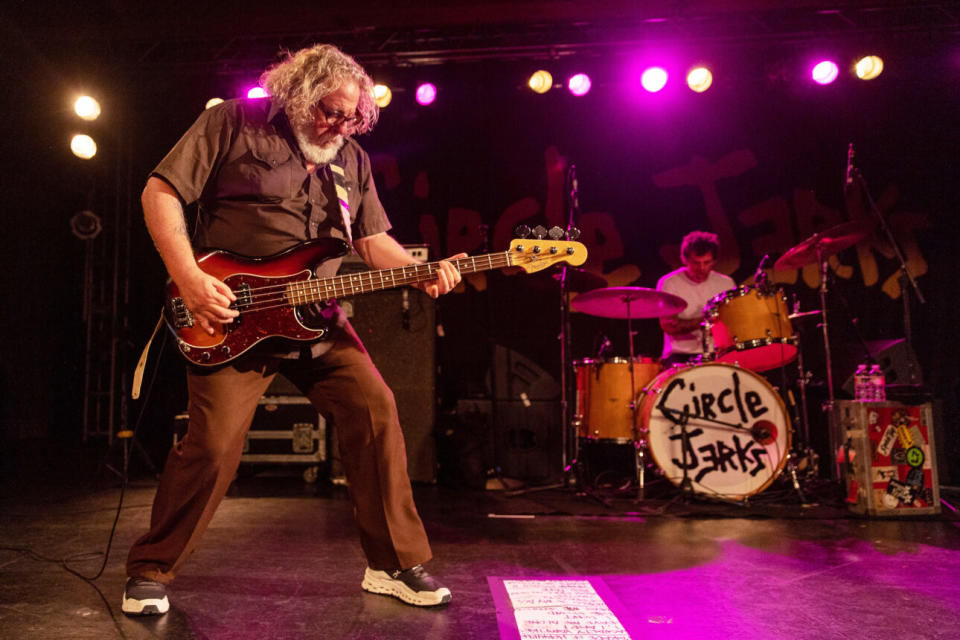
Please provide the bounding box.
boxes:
[704,286,797,372]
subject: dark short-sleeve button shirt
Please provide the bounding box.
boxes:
[151,97,391,279]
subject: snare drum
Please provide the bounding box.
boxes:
[638,362,790,499]
[705,286,797,372]
[575,357,662,442]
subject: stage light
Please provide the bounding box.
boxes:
[373,84,392,108]
[641,67,668,93]
[205,97,224,109]
[567,73,592,97]
[247,86,269,99]
[70,134,97,159]
[686,67,713,93]
[855,55,884,80]
[811,60,839,85]
[415,83,437,105]
[528,70,553,94]
[74,96,101,121]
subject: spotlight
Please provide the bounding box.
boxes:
[811,60,839,85]
[415,83,437,105]
[686,67,713,93]
[247,86,269,99]
[205,97,225,109]
[528,70,553,94]
[373,84,392,108]
[74,96,101,121]
[70,134,97,159]
[641,67,669,93]
[855,55,884,80]
[567,73,592,97]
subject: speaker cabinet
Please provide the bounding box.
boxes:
[341,289,437,483]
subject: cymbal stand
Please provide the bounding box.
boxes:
[623,296,646,500]
[791,297,813,452]
[815,244,844,480]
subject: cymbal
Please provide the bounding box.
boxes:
[774,220,874,270]
[571,286,687,319]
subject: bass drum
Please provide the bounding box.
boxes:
[638,363,791,499]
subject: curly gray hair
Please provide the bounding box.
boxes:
[260,44,378,134]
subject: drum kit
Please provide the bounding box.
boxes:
[565,220,874,502]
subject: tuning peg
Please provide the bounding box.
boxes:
[548,226,564,240]
[514,224,531,239]
[532,225,548,239]
[566,227,581,241]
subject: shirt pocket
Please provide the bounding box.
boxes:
[224,146,297,201]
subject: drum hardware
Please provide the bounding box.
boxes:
[572,286,687,499]
[775,219,874,479]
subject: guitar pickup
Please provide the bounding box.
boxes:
[168,297,195,329]
[229,283,252,326]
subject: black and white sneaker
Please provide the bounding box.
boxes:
[121,577,170,615]
[361,565,452,607]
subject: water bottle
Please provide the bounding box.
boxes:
[868,364,886,402]
[854,364,869,401]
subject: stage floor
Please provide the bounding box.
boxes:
[1,463,959,640]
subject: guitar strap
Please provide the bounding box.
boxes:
[132,311,164,399]
[328,162,353,247]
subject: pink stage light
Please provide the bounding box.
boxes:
[811,61,839,85]
[641,67,669,93]
[567,73,592,97]
[416,83,437,105]
[247,86,269,99]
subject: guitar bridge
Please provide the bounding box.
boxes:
[168,297,195,329]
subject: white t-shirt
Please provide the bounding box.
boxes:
[657,268,735,358]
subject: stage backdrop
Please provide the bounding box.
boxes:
[2,40,957,483]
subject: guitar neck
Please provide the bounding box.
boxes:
[289,251,513,304]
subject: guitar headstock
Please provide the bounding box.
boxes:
[508,239,588,273]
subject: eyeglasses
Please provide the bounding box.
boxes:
[314,100,363,129]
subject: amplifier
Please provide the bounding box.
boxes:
[834,400,940,516]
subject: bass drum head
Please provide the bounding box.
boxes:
[640,363,791,499]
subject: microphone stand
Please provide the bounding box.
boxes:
[850,165,925,383]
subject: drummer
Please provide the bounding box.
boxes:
[657,230,735,367]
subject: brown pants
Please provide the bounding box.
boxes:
[126,323,432,584]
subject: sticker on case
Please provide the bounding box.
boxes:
[886,479,916,506]
[905,466,925,490]
[876,424,897,457]
[871,466,897,483]
[906,446,925,468]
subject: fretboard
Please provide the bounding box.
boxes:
[285,251,513,305]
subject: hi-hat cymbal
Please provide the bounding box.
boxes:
[774,219,874,270]
[571,286,687,319]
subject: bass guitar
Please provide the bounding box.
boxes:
[165,237,588,366]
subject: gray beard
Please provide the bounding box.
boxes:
[294,130,345,165]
